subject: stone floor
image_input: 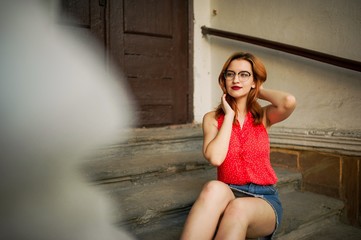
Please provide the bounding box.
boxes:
[302,222,361,240]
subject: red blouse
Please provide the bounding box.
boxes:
[217,112,277,185]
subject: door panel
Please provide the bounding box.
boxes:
[129,78,173,105]
[138,105,173,126]
[60,0,190,127]
[61,0,105,46]
[123,0,173,37]
[124,55,172,79]
[61,0,90,26]
[124,35,172,57]
[122,0,189,127]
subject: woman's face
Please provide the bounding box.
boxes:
[224,59,255,99]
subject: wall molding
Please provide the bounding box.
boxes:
[269,127,361,156]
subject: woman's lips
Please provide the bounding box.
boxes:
[231,86,242,90]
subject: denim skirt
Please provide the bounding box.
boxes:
[228,183,283,240]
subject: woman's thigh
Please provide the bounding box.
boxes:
[223,197,276,238]
[198,180,235,206]
[180,181,236,240]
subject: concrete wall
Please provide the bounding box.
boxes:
[192,0,212,122]
[193,0,361,129]
[271,147,361,226]
[193,0,361,155]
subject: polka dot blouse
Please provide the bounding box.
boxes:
[217,112,278,185]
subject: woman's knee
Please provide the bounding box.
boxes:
[198,180,233,204]
[223,198,252,224]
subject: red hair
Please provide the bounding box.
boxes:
[215,52,267,125]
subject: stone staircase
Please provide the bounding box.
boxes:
[82,125,361,240]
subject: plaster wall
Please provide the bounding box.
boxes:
[192,0,212,122]
[193,0,361,132]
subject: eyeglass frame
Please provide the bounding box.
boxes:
[224,70,252,82]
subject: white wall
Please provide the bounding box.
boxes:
[193,0,361,132]
[192,0,212,122]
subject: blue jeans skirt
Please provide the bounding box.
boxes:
[228,183,283,240]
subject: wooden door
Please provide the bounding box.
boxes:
[60,0,106,47]
[60,0,192,127]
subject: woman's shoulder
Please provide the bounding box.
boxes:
[203,111,216,119]
[203,111,218,125]
[203,111,223,121]
[203,111,223,130]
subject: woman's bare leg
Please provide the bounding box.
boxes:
[180,180,235,240]
[215,197,276,240]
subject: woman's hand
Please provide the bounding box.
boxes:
[221,94,235,118]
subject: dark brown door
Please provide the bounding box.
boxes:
[60,0,191,127]
[60,1,106,47]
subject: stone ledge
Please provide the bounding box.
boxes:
[269,127,361,156]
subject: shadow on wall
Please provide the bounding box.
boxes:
[0,1,135,240]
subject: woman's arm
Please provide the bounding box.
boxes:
[202,94,234,166]
[259,87,296,127]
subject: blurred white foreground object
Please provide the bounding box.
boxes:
[0,1,134,239]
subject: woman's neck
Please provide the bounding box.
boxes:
[235,98,248,118]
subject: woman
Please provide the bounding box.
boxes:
[180,52,296,240]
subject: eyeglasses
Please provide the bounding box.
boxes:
[224,70,252,82]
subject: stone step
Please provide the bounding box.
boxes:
[83,147,301,186]
[129,189,344,240]
[90,124,203,160]
[82,150,210,186]
[110,168,215,228]
[88,160,301,237]
[276,191,344,239]
[298,221,361,240]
